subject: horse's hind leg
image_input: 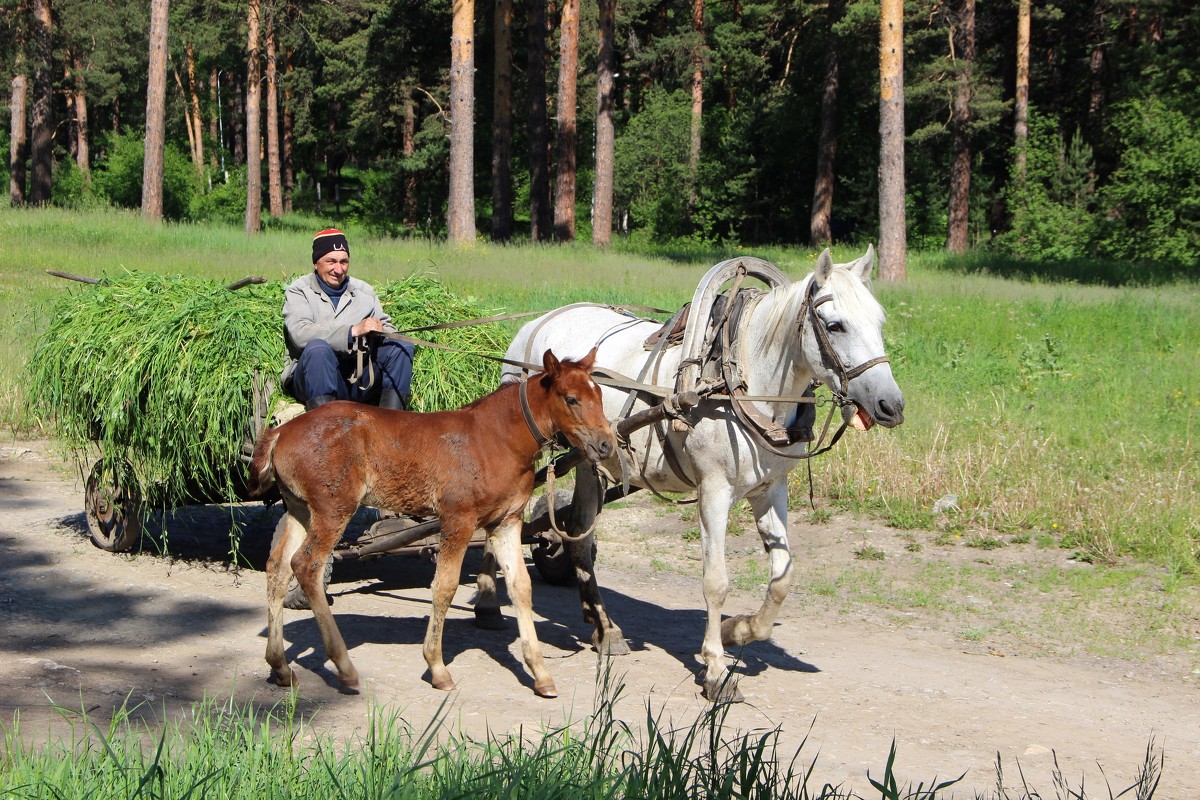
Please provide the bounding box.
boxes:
[472,539,506,630]
[490,515,557,698]
[293,507,359,690]
[266,511,306,687]
[721,478,793,647]
[567,464,629,656]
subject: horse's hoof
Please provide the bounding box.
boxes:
[272,669,298,688]
[432,674,456,692]
[594,631,631,657]
[720,614,756,648]
[339,674,360,691]
[474,606,506,631]
[534,679,558,698]
[702,677,744,704]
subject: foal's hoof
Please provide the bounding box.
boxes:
[431,674,457,692]
[271,668,299,688]
[720,614,757,648]
[474,606,506,631]
[593,629,631,657]
[534,679,558,699]
[339,674,361,692]
[702,676,745,703]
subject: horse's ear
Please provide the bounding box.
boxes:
[813,248,834,287]
[541,348,561,375]
[847,244,875,282]
[578,347,598,373]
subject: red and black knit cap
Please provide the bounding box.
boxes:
[312,229,349,263]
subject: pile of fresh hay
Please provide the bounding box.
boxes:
[27,270,509,511]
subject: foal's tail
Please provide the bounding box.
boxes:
[246,426,281,497]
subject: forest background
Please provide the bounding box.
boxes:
[1,0,1198,273]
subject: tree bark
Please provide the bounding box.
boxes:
[877,0,907,281]
[1014,0,1031,186]
[401,86,417,225]
[209,68,220,170]
[283,50,295,213]
[245,0,263,233]
[448,0,477,244]
[810,0,844,247]
[527,0,552,242]
[553,0,580,242]
[687,0,704,214]
[946,0,975,254]
[592,0,616,247]
[29,0,53,206]
[265,5,283,218]
[232,74,246,166]
[9,72,27,207]
[186,42,204,171]
[142,0,169,220]
[72,52,90,176]
[491,0,514,242]
[173,66,199,167]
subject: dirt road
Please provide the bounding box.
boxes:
[2,439,1198,797]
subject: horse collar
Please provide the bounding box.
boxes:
[519,379,552,449]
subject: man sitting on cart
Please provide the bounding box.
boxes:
[282,228,415,411]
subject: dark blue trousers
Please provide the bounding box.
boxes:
[290,338,414,404]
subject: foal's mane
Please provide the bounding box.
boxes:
[762,266,886,345]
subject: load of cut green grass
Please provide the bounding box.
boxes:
[26,270,508,512]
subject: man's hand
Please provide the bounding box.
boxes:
[351,317,387,338]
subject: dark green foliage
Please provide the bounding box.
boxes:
[90,132,200,221]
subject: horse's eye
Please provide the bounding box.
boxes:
[825,320,845,334]
[565,395,580,406]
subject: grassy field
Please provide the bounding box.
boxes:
[4,206,1198,573]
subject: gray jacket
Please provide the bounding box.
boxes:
[281,272,396,385]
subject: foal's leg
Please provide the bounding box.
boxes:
[424,516,473,691]
[567,464,629,656]
[472,539,506,630]
[490,514,557,697]
[265,511,306,687]
[696,481,742,702]
[721,477,793,646]
[293,506,359,689]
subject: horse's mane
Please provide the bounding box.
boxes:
[763,267,886,344]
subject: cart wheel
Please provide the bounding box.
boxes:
[270,515,333,610]
[84,459,142,552]
[529,490,594,586]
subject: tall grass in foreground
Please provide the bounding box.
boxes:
[0,668,1164,799]
[5,207,1198,571]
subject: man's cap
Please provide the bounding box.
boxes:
[313,229,349,264]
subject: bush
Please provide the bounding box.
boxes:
[189,167,250,225]
[91,131,200,221]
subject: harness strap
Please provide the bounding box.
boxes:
[518,379,551,448]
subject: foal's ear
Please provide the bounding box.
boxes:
[541,348,562,375]
[813,248,834,287]
[577,346,598,373]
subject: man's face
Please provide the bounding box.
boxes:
[315,252,350,287]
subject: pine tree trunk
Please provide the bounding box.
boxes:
[9,72,27,206]
[187,42,204,171]
[553,0,580,242]
[72,52,90,176]
[232,75,246,166]
[491,0,514,242]
[810,0,844,247]
[29,0,53,206]
[283,52,295,213]
[1014,0,1031,185]
[592,0,616,247]
[173,67,199,166]
[142,0,169,220]
[208,68,219,170]
[265,6,283,218]
[946,0,974,254]
[401,88,417,225]
[245,0,263,233]
[65,66,77,163]
[877,0,907,281]
[687,0,704,214]
[527,0,552,243]
[448,0,476,244]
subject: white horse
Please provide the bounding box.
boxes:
[498,247,904,701]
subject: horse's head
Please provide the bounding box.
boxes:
[538,348,616,461]
[800,246,905,430]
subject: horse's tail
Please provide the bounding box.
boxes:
[246,427,281,497]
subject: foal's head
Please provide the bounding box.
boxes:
[537,348,615,462]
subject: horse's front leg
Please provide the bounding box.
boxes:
[472,538,506,630]
[490,514,557,697]
[697,482,741,702]
[721,477,793,646]
[423,516,472,691]
[567,463,629,656]
[265,511,306,687]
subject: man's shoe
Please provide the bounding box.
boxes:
[379,389,410,410]
[305,393,336,411]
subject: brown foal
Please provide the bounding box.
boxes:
[247,348,614,697]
